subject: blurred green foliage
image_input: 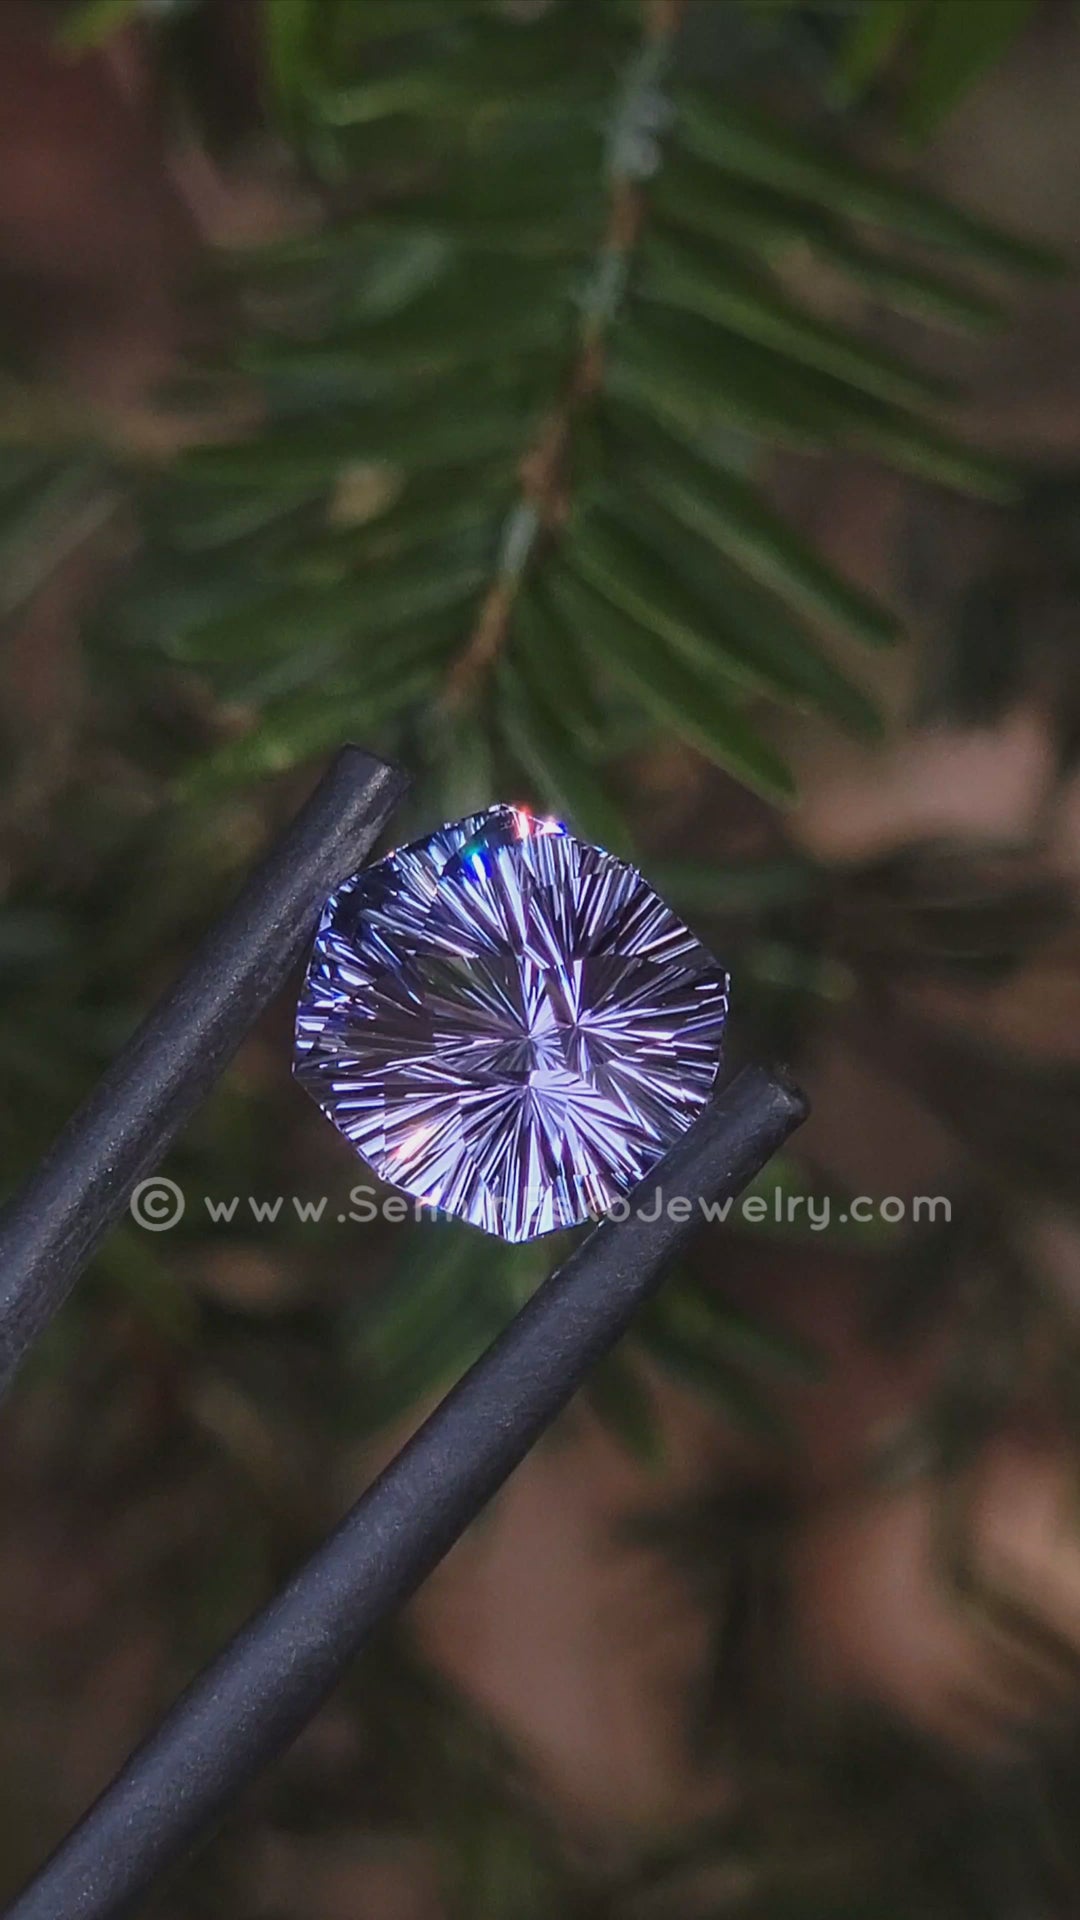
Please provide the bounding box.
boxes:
[36,0,1057,831]
[3,3,1080,1918]
[7,0,1053,1447]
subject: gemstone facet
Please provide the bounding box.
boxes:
[294,806,730,1242]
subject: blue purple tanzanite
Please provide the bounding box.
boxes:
[294,805,730,1242]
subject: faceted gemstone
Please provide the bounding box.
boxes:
[294,805,729,1242]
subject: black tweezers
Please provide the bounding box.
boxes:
[0,747,807,1920]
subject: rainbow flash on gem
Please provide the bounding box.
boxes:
[293,805,730,1242]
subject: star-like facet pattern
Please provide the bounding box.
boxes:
[294,806,729,1241]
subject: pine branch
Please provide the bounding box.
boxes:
[60,0,1053,824]
[442,0,684,714]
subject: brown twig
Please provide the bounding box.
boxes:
[441,0,685,713]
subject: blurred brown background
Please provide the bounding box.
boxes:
[3,3,1080,1917]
